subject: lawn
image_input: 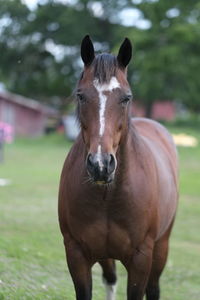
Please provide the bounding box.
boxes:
[0,127,200,300]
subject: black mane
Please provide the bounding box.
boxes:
[92,53,118,83]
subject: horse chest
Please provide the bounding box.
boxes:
[69,208,139,260]
[66,186,148,259]
[106,221,134,258]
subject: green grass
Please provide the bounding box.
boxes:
[0,128,200,299]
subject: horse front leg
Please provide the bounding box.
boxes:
[64,238,92,300]
[124,237,153,300]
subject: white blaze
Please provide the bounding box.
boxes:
[93,76,120,138]
[99,92,107,136]
[93,77,120,166]
[96,145,104,171]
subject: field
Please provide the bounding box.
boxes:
[0,126,200,300]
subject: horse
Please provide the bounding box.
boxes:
[58,35,178,300]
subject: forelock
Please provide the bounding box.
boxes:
[92,53,117,83]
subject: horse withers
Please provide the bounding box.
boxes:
[58,35,178,300]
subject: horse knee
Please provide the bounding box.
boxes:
[100,259,117,285]
[103,273,117,285]
[102,269,117,285]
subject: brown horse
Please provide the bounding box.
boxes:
[58,35,178,300]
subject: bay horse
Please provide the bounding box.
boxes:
[58,35,178,300]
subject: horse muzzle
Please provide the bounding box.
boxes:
[86,152,116,184]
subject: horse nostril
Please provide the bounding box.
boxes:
[87,153,93,165]
[108,154,116,174]
[86,152,116,182]
[86,153,94,173]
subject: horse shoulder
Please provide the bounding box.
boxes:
[131,118,178,239]
[132,118,177,160]
[58,135,85,236]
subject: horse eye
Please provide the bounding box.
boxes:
[120,95,132,105]
[77,93,86,103]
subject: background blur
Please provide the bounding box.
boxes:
[1,0,200,118]
[0,0,200,299]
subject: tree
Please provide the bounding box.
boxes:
[127,0,200,115]
[0,0,123,109]
[0,0,200,115]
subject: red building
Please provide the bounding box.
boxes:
[0,91,57,138]
[133,101,176,121]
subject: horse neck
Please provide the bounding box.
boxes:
[116,118,142,181]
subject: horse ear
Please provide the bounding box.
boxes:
[81,35,95,66]
[117,38,132,68]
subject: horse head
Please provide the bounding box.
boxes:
[76,35,132,184]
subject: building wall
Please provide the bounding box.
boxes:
[0,100,15,125]
[15,104,46,137]
[151,101,176,121]
[132,101,176,121]
[0,99,47,137]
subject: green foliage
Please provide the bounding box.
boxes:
[128,0,200,115]
[0,0,200,113]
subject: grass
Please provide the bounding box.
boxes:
[0,127,200,299]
